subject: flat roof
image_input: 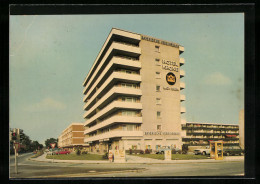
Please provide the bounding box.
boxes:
[187,122,239,126]
[82,27,183,86]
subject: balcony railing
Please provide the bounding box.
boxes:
[83,72,142,108]
[84,130,143,143]
[84,115,142,135]
[84,101,142,126]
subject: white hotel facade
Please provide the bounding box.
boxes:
[82,28,185,153]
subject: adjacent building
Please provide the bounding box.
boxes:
[82,28,185,153]
[239,109,244,149]
[181,122,240,148]
[58,123,88,151]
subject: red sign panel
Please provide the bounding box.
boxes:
[50,143,56,149]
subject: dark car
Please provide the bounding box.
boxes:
[223,146,244,156]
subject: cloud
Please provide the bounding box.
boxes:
[25,97,66,112]
[203,72,232,86]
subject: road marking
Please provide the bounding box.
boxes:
[25,169,146,178]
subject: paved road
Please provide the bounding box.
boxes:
[9,153,244,178]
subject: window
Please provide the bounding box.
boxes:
[156,98,161,105]
[156,85,161,92]
[155,58,160,65]
[157,111,161,118]
[155,45,160,52]
[156,72,161,79]
[157,125,162,131]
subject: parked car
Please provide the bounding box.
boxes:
[194,146,210,155]
[55,150,70,155]
[47,148,59,155]
[223,146,244,156]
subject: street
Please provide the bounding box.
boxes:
[9,153,244,178]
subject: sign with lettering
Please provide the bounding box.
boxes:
[141,35,179,48]
[162,59,179,72]
[114,149,126,163]
[163,87,179,91]
[164,149,171,160]
[144,132,180,135]
[166,72,176,86]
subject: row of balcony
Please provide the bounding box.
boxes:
[83,41,141,96]
[83,71,142,110]
[84,130,143,143]
[83,28,141,87]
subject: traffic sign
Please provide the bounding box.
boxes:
[50,143,56,149]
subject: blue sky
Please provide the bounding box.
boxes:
[10,14,244,144]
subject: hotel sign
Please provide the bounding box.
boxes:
[141,35,179,48]
[144,132,180,135]
[162,60,179,72]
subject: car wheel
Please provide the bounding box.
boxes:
[161,151,164,154]
[202,151,206,155]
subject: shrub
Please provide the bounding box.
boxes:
[129,149,132,155]
[145,149,150,154]
[140,150,144,154]
[102,152,108,159]
[76,149,81,155]
[82,151,88,154]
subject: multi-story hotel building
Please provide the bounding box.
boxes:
[82,28,185,153]
[181,122,240,148]
[58,123,88,151]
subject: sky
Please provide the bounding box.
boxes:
[9,13,244,144]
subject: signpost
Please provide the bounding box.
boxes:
[13,142,20,174]
[164,149,172,161]
[50,143,56,163]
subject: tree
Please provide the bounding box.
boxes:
[45,138,58,148]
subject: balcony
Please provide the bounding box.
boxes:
[84,115,142,135]
[83,42,141,94]
[180,94,186,102]
[181,107,186,114]
[180,70,185,78]
[179,58,185,66]
[83,87,142,117]
[83,86,142,117]
[84,130,143,143]
[84,101,142,126]
[83,72,142,109]
[83,56,141,98]
[83,28,141,87]
[179,46,184,54]
[180,82,185,90]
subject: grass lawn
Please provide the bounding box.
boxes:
[131,154,209,160]
[46,154,106,160]
[31,151,44,158]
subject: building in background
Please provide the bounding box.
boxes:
[58,123,89,151]
[239,109,244,149]
[181,122,239,151]
[82,28,185,153]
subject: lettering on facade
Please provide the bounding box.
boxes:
[141,35,179,48]
[144,132,180,135]
[163,87,179,91]
[162,59,179,72]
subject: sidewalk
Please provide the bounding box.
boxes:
[29,153,244,164]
